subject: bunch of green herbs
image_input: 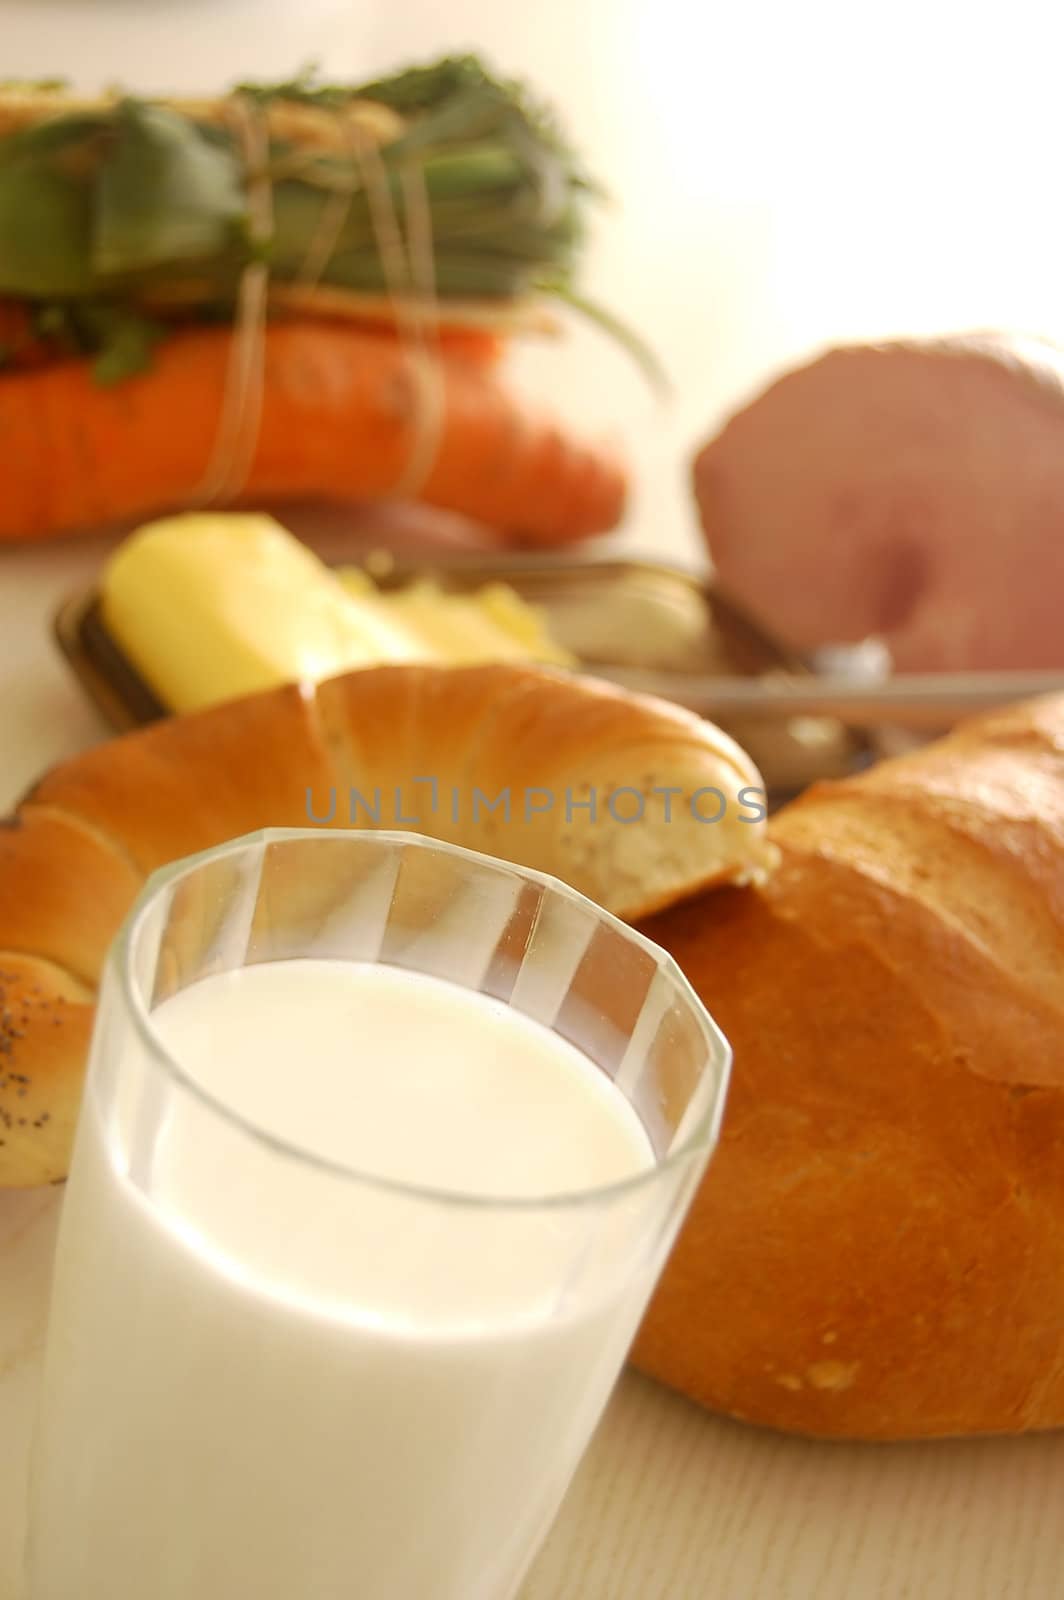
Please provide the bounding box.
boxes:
[0,56,620,383]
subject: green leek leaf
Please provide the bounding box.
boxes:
[0,122,98,296]
[93,100,245,276]
[82,304,167,383]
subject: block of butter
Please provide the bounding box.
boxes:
[100,512,573,714]
[336,569,573,669]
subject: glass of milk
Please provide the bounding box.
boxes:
[26,829,731,1600]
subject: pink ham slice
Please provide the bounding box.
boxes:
[693,334,1064,670]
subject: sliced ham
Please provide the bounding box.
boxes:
[693,334,1064,670]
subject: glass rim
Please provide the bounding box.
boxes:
[111,827,732,1214]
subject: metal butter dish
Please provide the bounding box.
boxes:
[54,552,873,804]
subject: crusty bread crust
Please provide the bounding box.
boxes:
[0,662,773,1187]
[634,692,1064,1439]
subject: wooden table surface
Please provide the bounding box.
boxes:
[2,538,1064,1600]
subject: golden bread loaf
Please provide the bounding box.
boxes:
[634,693,1064,1439]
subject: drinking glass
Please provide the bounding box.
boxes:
[26,828,731,1600]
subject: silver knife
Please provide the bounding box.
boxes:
[588,668,1064,729]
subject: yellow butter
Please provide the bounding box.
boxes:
[336,570,574,668]
[101,513,573,715]
[101,514,432,714]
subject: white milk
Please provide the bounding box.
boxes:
[28,961,657,1600]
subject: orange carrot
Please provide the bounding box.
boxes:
[328,316,507,367]
[0,320,624,544]
[427,326,505,365]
